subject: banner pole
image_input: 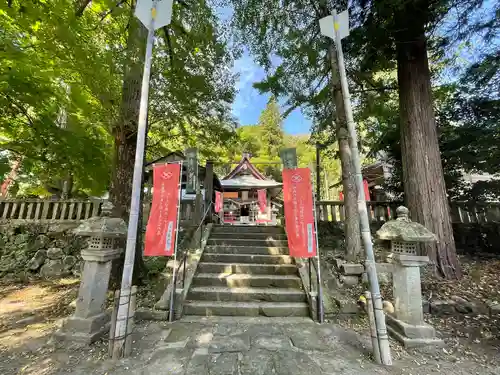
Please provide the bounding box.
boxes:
[312,191,324,323]
[169,161,183,322]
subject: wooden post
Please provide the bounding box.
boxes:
[365,292,381,364]
[204,161,214,223]
[91,200,100,217]
[124,286,137,357]
[109,290,120,358]
[316,143,321,201]
[41,201,50,220]
[34,202,41,220]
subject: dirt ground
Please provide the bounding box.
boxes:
[0,257,499,375]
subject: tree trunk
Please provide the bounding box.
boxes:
[328,45,361,261]
[109,6,148,278]
[395,16,461,279]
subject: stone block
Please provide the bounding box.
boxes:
[56,312,110,345]
[488,302,500,315]
[451,296,476,314]
[62,255,77,270]
[274,350,323,375]
[240,348,274,375]
[208,334,250,353]
[47,247,64,260]
[61,312,110,334]
[340,263,364,275]
[34,235,50,250]
[362,271,391,285]
[386,314,443,349]
[253,335,291,351]
[430,300,456,315]
[209,352,239,375]
[333,258,346,269]
[27,250,46,271]
[40,259,64,278]
[186,349,209,375]
[339,275,359,286]
[289,328,328,351]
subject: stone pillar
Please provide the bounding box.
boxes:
[392,256,425,325]
[376,206,443,348]
[55,202,126,345]
[204,161,214,223]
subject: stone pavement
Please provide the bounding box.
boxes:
[96,317,388,375]
[63,316,500,375]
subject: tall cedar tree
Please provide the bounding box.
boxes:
[258,96,284,158]
[353,0,498,278]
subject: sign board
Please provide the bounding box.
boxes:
[144,163,181,256]
[282,168,317,258]
[319,10,350,40]
[135,0,174,30]
[185,148,198,194]
[280,148,298,169]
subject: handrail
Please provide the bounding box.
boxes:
[282,197,324,323]
[169,201,213,322]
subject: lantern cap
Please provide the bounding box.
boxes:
[376,206,436,243]
[74,201,127,237]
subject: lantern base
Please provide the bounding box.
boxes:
[386,314,443,348]
[54,312,111,346]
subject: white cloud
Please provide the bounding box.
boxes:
[231,50,265,120]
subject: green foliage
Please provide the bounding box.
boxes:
[258,96,283,157]
[0,0,120,197]
[0,0,237,198]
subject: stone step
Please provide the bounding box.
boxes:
[197,262,297,275]
[210,232,287,241]
[202,253,294,265]
[204,245,289,255]
[207,238,289,247]
[183,301,310,317]
[188,286,307,303]
[192,273,302,288]
[211,225,284,234]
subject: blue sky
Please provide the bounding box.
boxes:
[231,50,312,135]
[227,0,497,135]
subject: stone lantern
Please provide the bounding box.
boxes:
[376,206,443,348]
[56,201,127,345]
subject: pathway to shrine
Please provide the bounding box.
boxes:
[11,317,494,375]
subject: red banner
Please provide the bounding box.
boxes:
[363,179,370,201]
[282,168,317,258]
[339,180,370,201]
[258,189,267,213]
[215,191,222,213]
[144,163,181,257]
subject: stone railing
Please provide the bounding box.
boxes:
[316,200,500,224]
[0,198,199,223]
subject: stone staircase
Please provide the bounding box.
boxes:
[183,225,310,317]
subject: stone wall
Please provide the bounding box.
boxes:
[0,221,87,280]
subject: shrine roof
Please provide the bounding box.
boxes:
[220,175,282,189]
[222,154,267,180]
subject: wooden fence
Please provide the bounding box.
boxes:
[0,199,102,221]
[0,199,198,223]
[1,198,499,225]
[315,200,500,224]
